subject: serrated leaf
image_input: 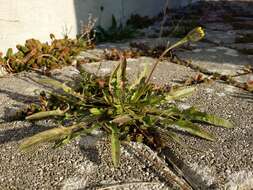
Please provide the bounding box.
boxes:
[172,120,215,141]
[183,107,234,128]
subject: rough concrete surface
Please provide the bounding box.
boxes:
[1,1,253,190]
[0,61,194,190]
[0,73,167,189]
[0,52,252,190]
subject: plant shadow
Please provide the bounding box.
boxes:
[0,88,39,123]
[79,146,101,166]
[162,148,218,190]
[0,122,55,145]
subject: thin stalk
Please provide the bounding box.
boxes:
[145,37,188,84]
[145,27,205,84]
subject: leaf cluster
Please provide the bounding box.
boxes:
[19,27,233,168]
[96,15,138,43]
[0,34,93,74]
[126,14,156,29]
[20,57,233,168]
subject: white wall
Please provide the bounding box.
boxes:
[0,0,78,53]
[0,0,202,53]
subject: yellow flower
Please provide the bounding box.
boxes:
[186,27,205,42]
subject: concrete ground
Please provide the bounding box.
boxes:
[0,1,253,190]
[0,51,252,190]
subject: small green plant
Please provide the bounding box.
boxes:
[126,14,156,29]
[0,34,93,74]
[19,27,233,170]
[96,15,138,42]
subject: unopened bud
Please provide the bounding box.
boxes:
[186,27,205,42]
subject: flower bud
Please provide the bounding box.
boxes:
[186,27,205,42]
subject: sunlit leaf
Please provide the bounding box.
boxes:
[172,120,215,141]
[166,87,195,101]
[129,65,149,90]
[20,126,75,151]
[89,108,104,116]
[110,125,120,167]
[40,78,72,91]
[25,106,69,120]
[43,79,86,100]
[158,128,203,152]
[109,62,120,102]
[182,107,234,128]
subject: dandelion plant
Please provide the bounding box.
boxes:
[19,27,233,168]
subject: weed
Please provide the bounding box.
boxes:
[18,27,233,177]
[126,14,156,29]
[96,15,138,42]
[78,14,97,47]
[0,20,96,74]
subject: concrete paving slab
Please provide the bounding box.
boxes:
[0,71,181,190]
[229,43,253,55]
[81,56,198,86]
[204,29,236,45]
[164,82,253,189]
[177,46,252,76]
[1,1,253,188]
[204,23,234,32]
[0,55,252,189]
